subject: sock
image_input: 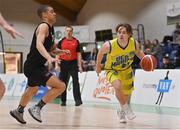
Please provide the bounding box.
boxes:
[17,105,25,113]
[36,99,46,109]
[122,103,128,111]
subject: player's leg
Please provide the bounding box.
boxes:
[10,86,38,124]
[42,75,65,103]
[106,70,127,104]
[111,79,129,123]
[106,70,127,123]
[106,69,135,123]
[111,79,128,105]
[28,74,65,123]
[10,67,45,124]
[118,68,136,120]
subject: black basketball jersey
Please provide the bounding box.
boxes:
[25,22,55,68]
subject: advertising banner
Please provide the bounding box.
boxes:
[131,69,180,108]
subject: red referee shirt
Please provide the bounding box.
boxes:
[58,37,81,61]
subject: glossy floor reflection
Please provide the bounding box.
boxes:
[0,97,180,129]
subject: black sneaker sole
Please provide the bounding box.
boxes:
[10,111,26,124]
[61,104,66,106]
[28,108,42,123]
[75,102,82,106]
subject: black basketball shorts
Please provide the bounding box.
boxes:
[24,66,53,87]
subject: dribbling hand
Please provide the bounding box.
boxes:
[95,65,101,77]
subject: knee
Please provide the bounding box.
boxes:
[112,82,122,91]
[114,85,121,91]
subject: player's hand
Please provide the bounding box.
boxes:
[4,25,23,39]
[62,49,71,56]
[95,64,101,76]
[47,56,59,65]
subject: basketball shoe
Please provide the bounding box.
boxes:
[10,109,26,124]
[123,105,136,120]
[117,110,126,123]
[75,100,83,106]
[28,105,42,123]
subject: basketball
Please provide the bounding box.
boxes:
[140,55,157,71]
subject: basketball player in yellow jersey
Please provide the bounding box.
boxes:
[96,23,145,123]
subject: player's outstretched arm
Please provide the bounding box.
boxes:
[96,41,110,76]
[0,13,23,39]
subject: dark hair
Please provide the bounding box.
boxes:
[65,25,73,31]
[37,5,51,18]
[115,23,133,36]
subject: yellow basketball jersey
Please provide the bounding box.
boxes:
[104,37,136,71]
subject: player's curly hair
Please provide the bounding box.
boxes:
[115,23,133,37]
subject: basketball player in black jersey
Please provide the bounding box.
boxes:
[9,5,70,124]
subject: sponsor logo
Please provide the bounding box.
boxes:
[155,71,172,105]
[157,79,172,93]
[93,75,115,101]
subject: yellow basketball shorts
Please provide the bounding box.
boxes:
[105,67,134,95]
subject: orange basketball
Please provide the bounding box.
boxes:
[140,55,157,71]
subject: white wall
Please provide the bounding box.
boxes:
[0,0,71,64]
[77,0,180,42]
[132,0,176,41]
[1,0,180,68]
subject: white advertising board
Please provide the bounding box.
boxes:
[131,69,180,108]
[81,71,118,103]
[1,69,180,108]
[0,74,27,96]
[13,74,27,96]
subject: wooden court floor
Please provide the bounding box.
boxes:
[0,97,180,130]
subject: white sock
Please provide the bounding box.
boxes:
[122,103,128,111]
